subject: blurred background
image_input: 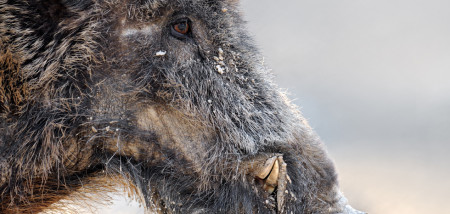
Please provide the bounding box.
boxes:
[241,0,450,213]
[95,0,450,213]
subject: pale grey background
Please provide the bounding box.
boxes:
[240,1,450,213]
[88,0,450,213]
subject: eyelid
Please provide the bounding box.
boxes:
[172,17,189,24]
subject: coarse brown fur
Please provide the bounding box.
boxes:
[0,0,362,213]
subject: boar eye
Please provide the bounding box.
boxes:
[171,18,191,39]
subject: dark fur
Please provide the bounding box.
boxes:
[0,0,358,213]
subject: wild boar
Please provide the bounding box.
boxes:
[0,0,364,213]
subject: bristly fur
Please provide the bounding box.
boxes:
[0,0,362,213]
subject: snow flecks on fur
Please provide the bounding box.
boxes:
[155,50,167,57]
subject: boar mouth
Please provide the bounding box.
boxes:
[75,103,292,213]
